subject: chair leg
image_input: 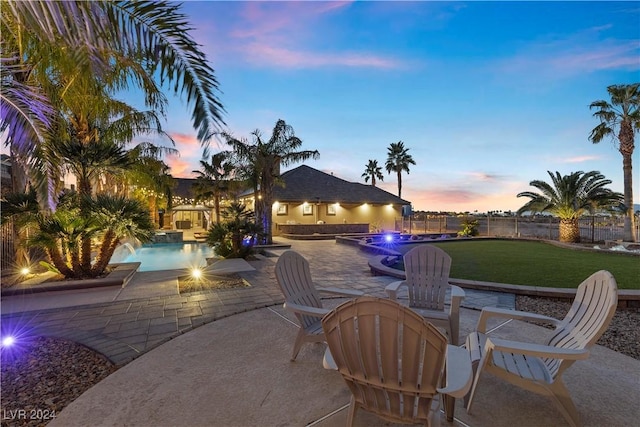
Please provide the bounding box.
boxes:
[290,330,306,362]
[346,395,358,427]
[465,353,487,413]
[546,380,582,427]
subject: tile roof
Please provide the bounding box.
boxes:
[274,165,410,205]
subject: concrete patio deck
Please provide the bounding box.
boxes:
[2,239,639,426]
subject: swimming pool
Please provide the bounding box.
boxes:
[116,243,215,272]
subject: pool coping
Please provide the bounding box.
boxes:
[0,263,140,296]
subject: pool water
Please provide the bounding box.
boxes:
[119,243,215,272]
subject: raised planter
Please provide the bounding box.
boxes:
[1,262,140,296]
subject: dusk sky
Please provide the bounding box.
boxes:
[79,2,640,212]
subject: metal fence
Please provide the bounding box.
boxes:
[1,218,15,273]
[396,215,640,243]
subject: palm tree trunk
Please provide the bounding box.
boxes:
[397,170,402,198]
[91,229,117,275]
[559,219,580,243]
[46,246,75,278]
[619,121,636,242]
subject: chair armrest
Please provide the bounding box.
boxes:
[437,345,473,398]
[448,285,465,312]
[315,286,364,297]
[485,337,590,360]
[284,302,330,318]
[476,306,562,333]
[385,280,407,300]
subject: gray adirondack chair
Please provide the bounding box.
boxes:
[465,270,618,427]
[274,250,363,361]
[385,244,465,345]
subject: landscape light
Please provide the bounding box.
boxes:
[191,268,202,279]
[1,336,15,347]
[20,267,30,276]
[385,234,394,243]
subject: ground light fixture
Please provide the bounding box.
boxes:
[20,267,30,276]
[384,234,394,243]
[191,268,203,280]
[1,336,15,347]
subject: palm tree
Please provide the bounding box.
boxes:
[220,119,319,244]
[385,141,416,198]
[589,83,640,242]
[362,160,384,186]
[192,152,235,224]
[29,195,154,278]
[90,195,155,275]
[1,1,224,193]
[517,170,623,243]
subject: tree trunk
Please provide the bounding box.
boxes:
[619,120,636,242]
[91,229,117,275]
[397,170,402,198]
[559,219,580,243]
[46,246,75,278]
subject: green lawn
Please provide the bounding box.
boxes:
[394,240,639,290]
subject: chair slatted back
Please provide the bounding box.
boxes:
[403,245,452,310]
[275,251,323,329]
[544,270,618,378]
[322,297,448,424]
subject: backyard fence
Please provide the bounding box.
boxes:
[1,218,15,273]
[395,215,640,243]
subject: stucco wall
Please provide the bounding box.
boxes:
[273,202,401,234]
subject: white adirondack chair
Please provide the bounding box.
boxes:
[465,270,618,427]
[274,250,363,361]
[385,245,465,345]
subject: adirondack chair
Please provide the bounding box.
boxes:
[465,270,618,427]
[385,245,465,345]
[274,250,363,361]
[321,296,473,427]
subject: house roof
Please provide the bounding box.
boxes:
[273,165,410,205]
[173,178,197,199]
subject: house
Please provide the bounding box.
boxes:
[243,165,411,236]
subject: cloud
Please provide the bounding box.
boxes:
[493,26,639,81]
[219,1,402,70]
[464,172,508,182]
[165,154,196,178]
[559,155,603,163]
[243,42,401,69]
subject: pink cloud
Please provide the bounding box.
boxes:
[221,1,401,70]
[560,155,603,163]
[244,42,401,69]
[166,154,196,179]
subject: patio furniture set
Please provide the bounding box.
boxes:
[274,246,618,427]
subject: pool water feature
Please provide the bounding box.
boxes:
[118,243,215,272]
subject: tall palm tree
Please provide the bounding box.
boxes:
[192,152,235,224]
[220,119,319,244]
[385,141,415,198]
[1,0,224,193]
[517,170,623,243]
[362,159,384,186]
[589,83,640,242]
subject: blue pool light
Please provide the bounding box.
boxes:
[384,234,394,243]
[2,336,15,348]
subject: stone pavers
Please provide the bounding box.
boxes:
[0,239,514,366]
